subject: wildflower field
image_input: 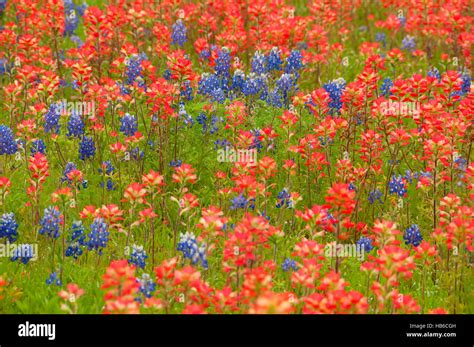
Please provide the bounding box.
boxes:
[0,0,472,315]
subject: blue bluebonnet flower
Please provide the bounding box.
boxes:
[70,35,84,47]
[125,53,146,87]
[0,0,6,16]
[0,213,18,242]
[452,72,472,97]
[266,88,283,108]
[46,272,62,286]
[401,35,416,52]
[129,244,147,269]
[180,80,193,101]
[214,139,231,150]
[30,139,46,155]
[348,182,356,191]
[460,73,471,95]
[398,15,406,27]
[178,102,194,128]
[250,129,263,152]
[0,58,9,75]
[39,207,61,239]
[404,170,413,184]
[427,68,441,80]
[66,111,85,138]
[368,189,383,204]
[10,244,35,264]
[388,174,407,197]
[231,70,246,93]
[61,162,78,184]
[171,19,187,46]
[43,104,61,134]
[380,77,393,97]
[0,124,18,155]
[276,188,292,208]
[177,232,208,269]
[163,69,172,80]
[276,73,296,102]
[323,78,346,114]
[356,237,374,253]
[98,160,115,176]
[375,32,387,47]
[130,147,144,161]
[63,0,80,36]
[214,48,231,78]
[79,136,95,160]
[284,50,303,74]
[169,159,182,167]
[210,87,225,104]
[87,218,109,253]
[66,221,86,259]
[454,156,467,171]
[404,224,423,247]
[282,258,298,272]
[251,51,267,75]
[267,47,282,71]
[136,273,156,301]
[120,113,138,137]
[198,73,220,96]
[230,194,249,210]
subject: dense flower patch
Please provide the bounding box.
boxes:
[0,0,472,314]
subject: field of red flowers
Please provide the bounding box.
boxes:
[0,0,472,314]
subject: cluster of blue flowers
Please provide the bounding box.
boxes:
[323,78,346,114]
[136,273,156,302]
[356,237,374,253]
[176,103,194,128]
[282,258,298,272]
[177,232,208,269]
[87,218,109,254]
[30,139,46,155]
[129,244,147,269]
[276,188,293,208]
[380,77,393,97]
[230,194,255,210]
[375,32,387,48]
[43,104,61,134]
[388,174,407,197]
[0,0,6,16]
[79,136,96,161]
[67,111,85,138]
[63,0,87,37]
[404,224,423,247]
[0,213,18,242]
[120,113,138,137]
[99,160,116,191]
[171,19,187,46]
[401,35,416,52]
[0,124,18,155]
[198,48,303,108]
[368,188,383,204]
[46,271,62,286]
[196,112,220,134]
[66,221,86,259]
[124,53,147,89]
[39,207,62,239]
